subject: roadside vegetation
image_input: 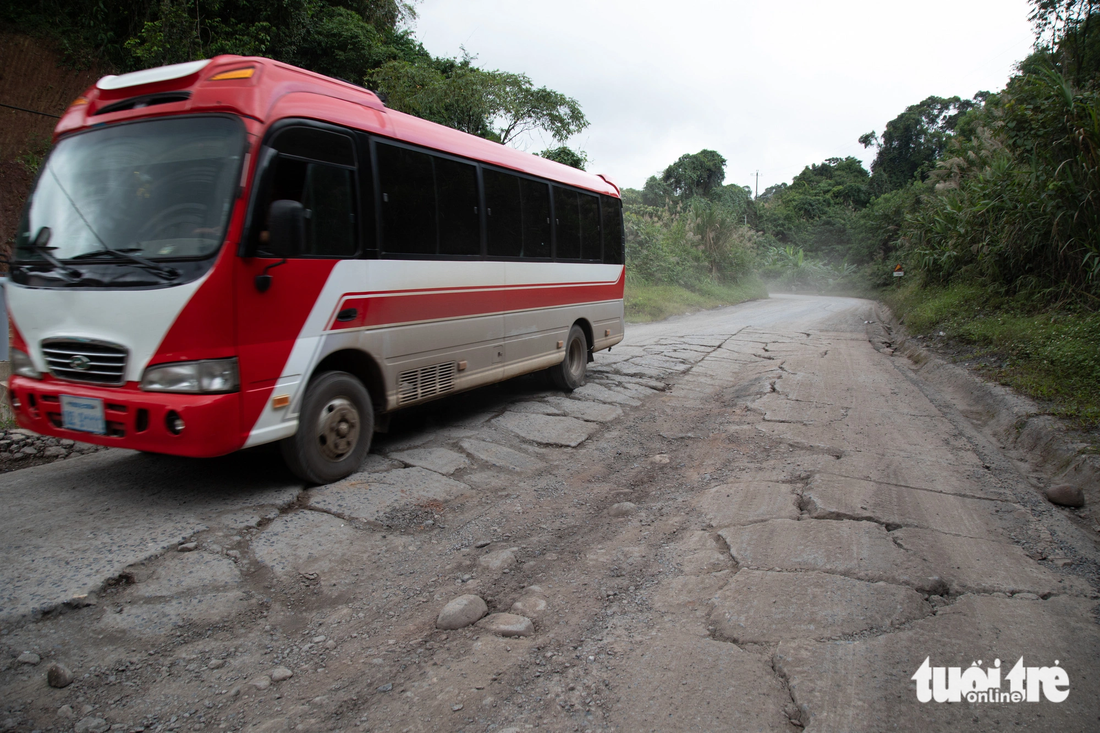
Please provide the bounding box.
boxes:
[1,0,589,161]
[885,282,1100,428]
[617,151,768,319]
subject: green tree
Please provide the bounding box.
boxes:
[640,175,675,207]
[371,57,588,145]
[660,149,727,199]
[1029,0,1100,85]
[539,146,587,170]
[861,96,981,193]
[490,73,588,144]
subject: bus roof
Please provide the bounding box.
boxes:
[56,56,620,198]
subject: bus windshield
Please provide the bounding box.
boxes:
[16,115,244,264]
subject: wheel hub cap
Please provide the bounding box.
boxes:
[316,397,360,461]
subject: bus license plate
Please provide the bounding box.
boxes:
[61,395,106,435]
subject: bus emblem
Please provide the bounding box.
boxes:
[70,355,91,371]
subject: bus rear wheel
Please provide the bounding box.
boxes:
[281,371,373,484]
[549,324,588,391]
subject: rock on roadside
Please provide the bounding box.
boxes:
[270,666,293,682]
[436,595,488,630]
[477,549,517,572]
[510,595,548,619]
[608,502,638,517]
[477,613,534,637]
[47,663,74,688]
[1045,483,1085,508]
[73,717,109,733]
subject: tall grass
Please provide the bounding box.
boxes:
[905,69,1100,304]
[886,281,1100,428]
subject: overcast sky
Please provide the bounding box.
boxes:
[412,0,1035,193]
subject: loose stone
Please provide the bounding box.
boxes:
[477,613,534,637]
[249,675,272,690]
[270,666,293,682]
[47,662,74,687]
[74,717,110,733]
[478,549,517,572]
[608,502,638,517]
[17,651,41,665]
[57,705,74,719]
[436,595,488,630]
[177,542,199,552]
[1045,483,1085,507]
[510,595,548,619]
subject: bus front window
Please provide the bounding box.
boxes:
[15,116,245,268]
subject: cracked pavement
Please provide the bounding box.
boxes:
[1,294,1098,733]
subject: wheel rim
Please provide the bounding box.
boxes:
[565,335,585,381]
[315,397,360,462]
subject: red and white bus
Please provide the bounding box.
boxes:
[6,56,624,483]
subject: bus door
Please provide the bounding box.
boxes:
[235,123,362,444]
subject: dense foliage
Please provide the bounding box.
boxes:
[3,0,589,156]
[622,150,761,291]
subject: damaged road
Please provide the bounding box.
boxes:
[1,294,1098,733]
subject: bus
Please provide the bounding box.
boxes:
[6,56,625,483]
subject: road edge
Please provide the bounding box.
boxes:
[868,301,1099,525]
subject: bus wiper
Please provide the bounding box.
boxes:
[43,161,178,280]
[70,246,180,279]
[26,227,81,282]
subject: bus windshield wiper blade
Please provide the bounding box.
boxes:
[70,246,179,279]
[42,161,177,280]
[26,227,81,282]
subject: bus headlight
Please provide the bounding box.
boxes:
[11,349,41,379]
[141,358,239,394]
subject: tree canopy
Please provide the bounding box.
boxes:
[660,149,727,199]
[3,0,588,153]
[860,96,981,193]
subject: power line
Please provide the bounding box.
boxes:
[0,102,61,119]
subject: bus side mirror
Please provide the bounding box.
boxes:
[266,200,306,258]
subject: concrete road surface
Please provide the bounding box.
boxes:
[1,294,1097,733]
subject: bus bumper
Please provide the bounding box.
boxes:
[7,376,244,458]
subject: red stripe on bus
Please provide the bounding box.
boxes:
[326,271,625,331]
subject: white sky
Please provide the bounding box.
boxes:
[411,0,1035,193]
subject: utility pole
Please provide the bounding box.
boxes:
[755,170,759,199]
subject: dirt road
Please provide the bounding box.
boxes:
[1,294,1098,732]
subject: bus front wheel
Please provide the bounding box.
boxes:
[550,324,588,392]
[281,371,373,484]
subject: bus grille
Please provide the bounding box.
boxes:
[41,339,128,385]
[397,362,456,405]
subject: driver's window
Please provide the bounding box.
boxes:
[256,126,358,258]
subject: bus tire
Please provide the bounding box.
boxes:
[549,324,588,391]
[281,371,373,485]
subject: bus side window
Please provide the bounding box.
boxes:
[261,156,357,257]
[519,178,551,258]
[377,142,437,256]
[485,168,522,258]
[302,164,356,256]
[435,156,480,256]
[255,125,359,258]
[579,192,600,261]
[601,195,624,265]
[554,187,580,260]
